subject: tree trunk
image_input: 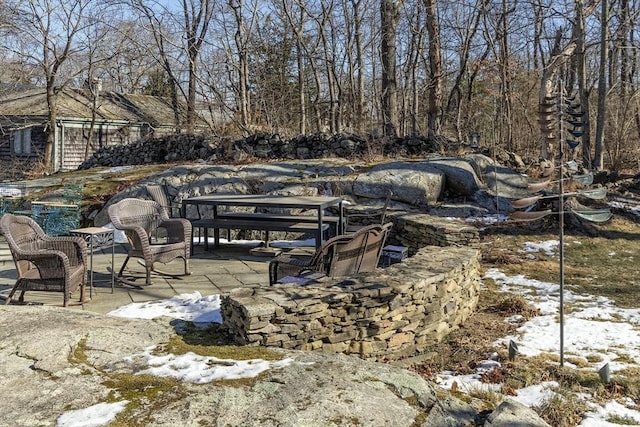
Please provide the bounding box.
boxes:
[353,0,365,133]
[183,0,213,134]
[594,0,607,170]
[380,0,401,137]
[319,12,339,133]
[444,0,485,139]
[44,85,57,171]
[231,0,251,134]
[84,80,101,160]
[425,0,442,137]
[498,0,513,150]
[573,0,592,168]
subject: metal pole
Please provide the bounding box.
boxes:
[558,74,565,368]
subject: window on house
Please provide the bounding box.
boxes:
[12,128,32,155]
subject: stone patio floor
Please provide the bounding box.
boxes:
[0,240,290,315]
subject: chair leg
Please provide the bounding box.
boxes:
[145,262,154,286]
[4,285,17,305]
[268,261,278,285]
[118,255,131,278]
[183,258,190,276]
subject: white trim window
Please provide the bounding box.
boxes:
[12,128,32,155]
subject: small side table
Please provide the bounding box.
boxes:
[69,227,115,297]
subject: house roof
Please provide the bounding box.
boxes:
[0,87,196,128]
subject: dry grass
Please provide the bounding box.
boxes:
[480,216,640,308]
[412,213,640,426]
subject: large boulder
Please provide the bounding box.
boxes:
[429,158,487,196]
[353,161,445,205]
[483,166,533,199]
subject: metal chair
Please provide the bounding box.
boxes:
[107,198,191,286]
[145,184,182,218]
[269,222,392,285]
[0,213,87,306]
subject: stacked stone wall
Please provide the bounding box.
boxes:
[79,133,462,169]
[221,215,481,362]
[393,213,481,253]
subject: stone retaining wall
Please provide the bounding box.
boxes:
[393,213,481,253]
[221,214,482,362]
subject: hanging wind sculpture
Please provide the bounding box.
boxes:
[505,71,613,368]
[507,76,611,225]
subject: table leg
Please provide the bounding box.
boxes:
[316,208,323,249]
[89,238,94,299]
[110,234,115,293]
[213,205,219,248]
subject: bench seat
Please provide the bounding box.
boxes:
[190,215,336,249]
[212,212,340,223]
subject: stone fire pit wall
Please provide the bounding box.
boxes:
[221,214,481,362]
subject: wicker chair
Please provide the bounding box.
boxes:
[269,222,392,285]
[108,198,192,286]
[0,213,87,306]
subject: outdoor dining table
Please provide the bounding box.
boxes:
[180,194,344,250]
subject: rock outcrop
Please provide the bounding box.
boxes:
[0,306,549,426]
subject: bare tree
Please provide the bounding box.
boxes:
[441,0,487,141]
[229,0,254,134]
[342,0,367,133]
[129,1,182,127]
[601,0,640,169]
[400,3,424,136]
[594,0,608,170]
[129,0,213,133]
[282,0,308,134]
[380,0,403,137]
[5,0,94,171]
[282,1,328,133]
[315,0,340,133]
[96,20,157,93]
[424,0,442,137]
[572,0,594,169]
[182,0,214,133]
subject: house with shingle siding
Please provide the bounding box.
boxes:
[0,87,204,171]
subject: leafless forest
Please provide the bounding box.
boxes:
[1,0,639,172]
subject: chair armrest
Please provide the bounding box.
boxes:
[38,236,88,267]
[159,218,192,242]
[114,223,152,248]
[12,247,74,279]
